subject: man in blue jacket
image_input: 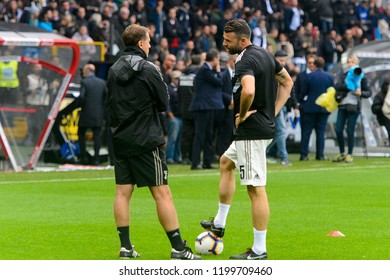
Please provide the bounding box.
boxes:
[299,57,334,160]
[189,48,224,169]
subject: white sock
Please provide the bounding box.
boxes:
[252,228,267,255]
[213,203,230,228]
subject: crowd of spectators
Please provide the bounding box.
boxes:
[1,0,390,71]
[2,0,390,165]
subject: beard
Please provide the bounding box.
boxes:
[225,45,242,55]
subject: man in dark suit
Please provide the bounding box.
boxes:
[189,48,224,169]
[299,57,334,161]
[295,54,317,141]
[78,63,108,165]
[215,53,236,157]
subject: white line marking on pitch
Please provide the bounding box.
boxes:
[0,164,387,185]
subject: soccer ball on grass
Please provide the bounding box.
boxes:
[195,231,224,255]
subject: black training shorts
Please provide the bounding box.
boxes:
[114,147,168,187]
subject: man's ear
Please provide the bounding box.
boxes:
[240,37,246,46]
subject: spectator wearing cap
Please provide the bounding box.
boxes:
[266,50,292,166]
[166,70,183,164]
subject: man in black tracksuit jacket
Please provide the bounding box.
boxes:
[106,24,200,260]
[107,48,167,157]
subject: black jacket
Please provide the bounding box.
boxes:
[372,87,389,126]
[335,76,371,109]
[189,63,224,111]
[221,67,233,108]
[78,74,107,128]
[107,46,168,156]
[178,64,199,119]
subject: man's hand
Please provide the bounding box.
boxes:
[235,109,257,128]
[354,88,362,96]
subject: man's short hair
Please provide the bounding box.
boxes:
[84,64,95,73]
[314,57,325,69]
[191,54,202,65]
[205,48,220,62]
[122,24,149,47]
[224,19,251,39]
[219,51,230,62]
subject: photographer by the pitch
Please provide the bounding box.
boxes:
[333,55,371,163]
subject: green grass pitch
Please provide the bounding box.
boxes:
[1,155,389,260]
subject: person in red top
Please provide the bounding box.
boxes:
[163,7,183,55]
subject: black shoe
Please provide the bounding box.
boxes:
[202,164,216,169]
[182,158,192,165]
[200,218,225,238]
[119,247,140,259]
[316,156,329,161]
[230,248,267,260]
[80,157,89,165]
[191,164,202,170]
[92,155,100,165]
[171,241,201,260]
[299,155,308,161]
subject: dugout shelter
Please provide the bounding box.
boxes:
[0,22,79,171]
